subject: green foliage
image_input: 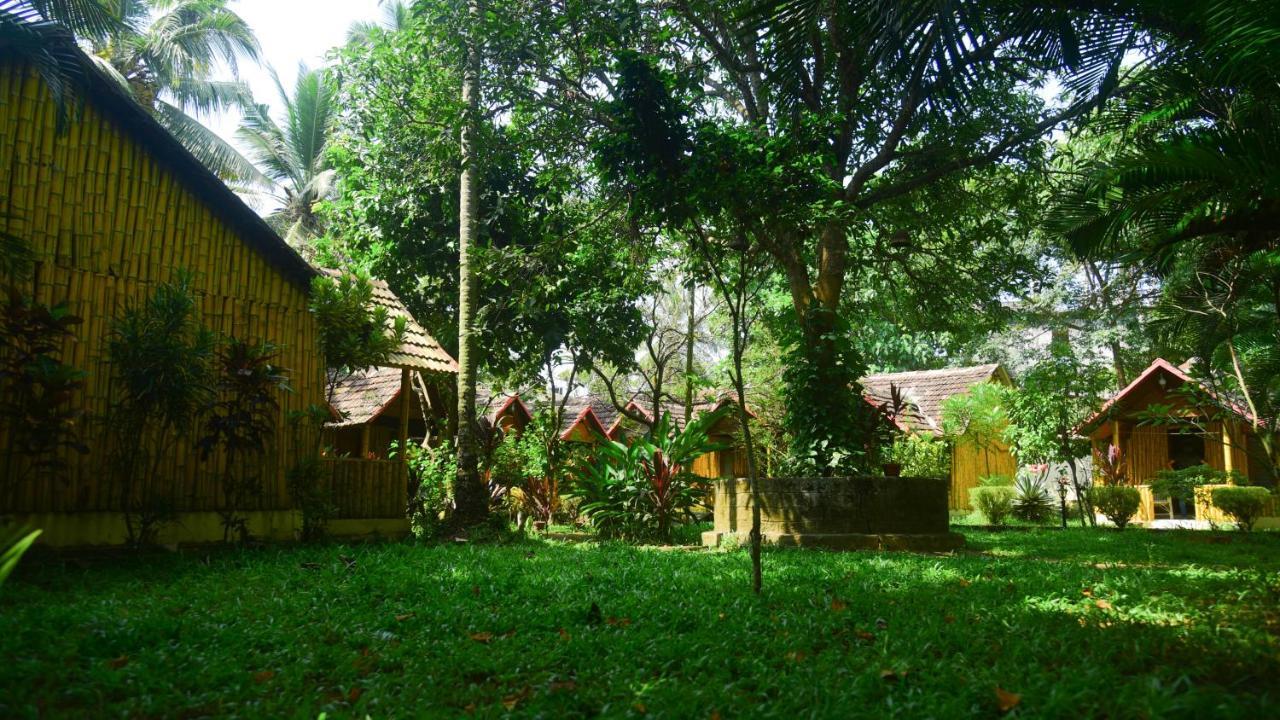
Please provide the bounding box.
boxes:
[941,383,1009,476]
[198,339,290,542]
[1091,485,1141,530]
[308,271,406,402]
[285,404,336,543]
[1209,486,1272,532]
[1004,353,1112,466]
[0,527,40,586]
[105,272,216,545]
[887,434,950,479]
[970,486,1016,526]
[0,287,87,483]
[1012,471,1055,524]
[405,442,456,539]
[574,409,727,542]
[1151,464,1235,502]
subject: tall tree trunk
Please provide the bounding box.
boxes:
[452,0,487,527]
[684,279,696,422]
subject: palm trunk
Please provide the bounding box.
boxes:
[452,0,487,527]
[685,280,696,421]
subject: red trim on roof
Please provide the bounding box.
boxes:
[561,405,610,442]
[1078,358,1255,433]
[605,400,650,439]
[492,394,533,426]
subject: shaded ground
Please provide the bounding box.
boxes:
[2,529,1278,718]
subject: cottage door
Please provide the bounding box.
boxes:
[1166,429,1204,519]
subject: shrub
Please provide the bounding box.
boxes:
[979,474,1014,487]
[286,405,336,542]
[1150,464,1235,502]
[406,442,456,539]
[1092,485,1141,529]
[573,408,728,542]
[970,486,1016,526]
[888,434,950,478]
[1012,471,1055,523]
[1210,486,1272,532]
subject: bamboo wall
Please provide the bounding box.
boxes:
[323,459,406,519]
[1126,426,1169,484]
[0,66,325,516]
[950,437,1018,510]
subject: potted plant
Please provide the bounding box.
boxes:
[875,383,910,477]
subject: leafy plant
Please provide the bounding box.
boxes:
[1210,486,1271,532]
[285,404,336,543]
[1012,470,1055,523]
[574,408,728,542]
[198,339,290,542]
[970,486,1015,527]
[0,288,87,484]
[942,383,1010,481]
[887,434,950,479]
[309,271,406,405]
[105,273,215,546]
[0,527,40,586]
[1150,464,1234,503]
[405,442,456,539]
[1092,485,1141,530]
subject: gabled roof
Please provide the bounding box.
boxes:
[604,393,755,439]
[6,37,315,287]
[1077,358,1254,433]
[860,364,1009,437]
[326,367,412,428]
[559,401,611,442]
[322,270,458,374]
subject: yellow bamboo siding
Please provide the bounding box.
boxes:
[1126,426,1169,484]
[0,66,325,518]
[950,437,1017,510]
[323,458,405,519]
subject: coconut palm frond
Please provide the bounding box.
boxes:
[153,99,268,186]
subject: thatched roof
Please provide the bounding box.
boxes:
[861,364,1009,436]
[326,367,411,428]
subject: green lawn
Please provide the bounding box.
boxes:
[2,529,1278,719]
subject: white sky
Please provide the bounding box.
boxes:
[204,0,386,148]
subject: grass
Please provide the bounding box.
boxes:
[2,529,1278,719]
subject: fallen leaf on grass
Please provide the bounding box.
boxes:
[1094,599,1113,610]
[875,618,888,630]
[958,578,972,588]
[1081,588,1093,597]
[710,712,722,720]
[830,599,847,612]
[558,628,572,641]
[784,650,807,663]
[107,655,129,670]
[855,630,876,643]
[548,679,577,693]
[347,686,363,703]
[252,670,275,684]
[943,614,956,624]
[633,702,647,714]
[469,632,494,643]
[996,686,1021,712]
[501,686,530,711]
[300,562,321,570]
[879,669,903,683]
[606,616,632,628]
[395,613,415,622]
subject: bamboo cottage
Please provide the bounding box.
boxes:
[0,53,408,544]
[861,364,1019,510]
[1080,358,1279,526]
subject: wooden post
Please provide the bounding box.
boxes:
[1222,421,1234,477]
[1111,420,1122,452]
[360,425,370,459]
[398,368,412,473]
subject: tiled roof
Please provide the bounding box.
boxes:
[326,367,409,428]
[861,364,1007,436]
[322,270,458,374]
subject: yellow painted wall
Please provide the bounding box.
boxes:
[0,66,325,528]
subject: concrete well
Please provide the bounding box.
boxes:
[703,476,964,551]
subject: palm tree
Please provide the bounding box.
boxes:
[0,1,119,122]
[235,65,336,249]
[346,0,410,44]
[85,0,265,183]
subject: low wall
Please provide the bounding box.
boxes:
[705,476,963,551]
[9,511,410,548]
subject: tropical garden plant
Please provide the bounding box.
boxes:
[1091,485,1141,530]
[574,408,728,543]
[1210,486,1272,532]
[105,272,216,545]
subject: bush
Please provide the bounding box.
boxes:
[1151,464,1236,502]
[970,486,1016,526]
[573,408,728,542]
[888,435,951,478]
[1012,472,1054,523]
[406,443,455,539]
[1092,485,1141,529]
[1210,486,1271,532]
